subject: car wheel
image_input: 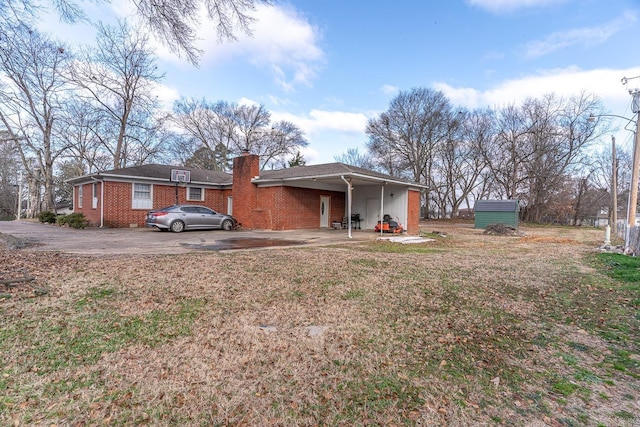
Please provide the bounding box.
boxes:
[170,220,185,233]
[222,219,233,231]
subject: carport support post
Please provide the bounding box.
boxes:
[380,183,386,235]
[341,176,352,239]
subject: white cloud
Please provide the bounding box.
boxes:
[152,83,181,110]
[434,66,640,114]
[524,11,638,58]
[153,4,325,92]
[237,97,259,107]
[272,109,370,164]
[272,109,368,136]
[381,84,400,95]
[466,0,567,14]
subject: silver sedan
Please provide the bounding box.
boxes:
[145,205,237,232]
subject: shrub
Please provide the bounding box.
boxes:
[57,213,88,229]
[39,211,57,224]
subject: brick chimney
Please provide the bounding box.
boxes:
[232,153,259,228]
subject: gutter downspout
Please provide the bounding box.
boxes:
[380,182,386,235]
[341,176,352,239]
[90,176,104,228]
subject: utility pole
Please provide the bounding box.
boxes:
[622,76,640,253]
[627,91,640,241]
[611,136,617,235]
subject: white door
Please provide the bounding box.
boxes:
[227,196,233,215]
[320,196,330,228]
[366,198,381,229]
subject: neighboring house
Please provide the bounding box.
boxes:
[55,203,73,215]
[67,152,425,234]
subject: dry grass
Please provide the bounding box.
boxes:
[1,223,638,426]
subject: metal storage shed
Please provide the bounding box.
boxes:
[474,200,520,229]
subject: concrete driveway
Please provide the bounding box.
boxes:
[0,220,376,255]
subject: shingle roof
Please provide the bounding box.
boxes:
[258,163,416,184]
[70,164,233,185]
[68,162,422,188]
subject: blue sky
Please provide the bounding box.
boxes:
[41,0,640,165]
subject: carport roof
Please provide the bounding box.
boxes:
[256,163,425,188]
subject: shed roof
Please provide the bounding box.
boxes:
[474,200,519,212]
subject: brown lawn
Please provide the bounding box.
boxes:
[1,222,638,426]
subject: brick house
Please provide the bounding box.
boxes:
[68,153,425,234]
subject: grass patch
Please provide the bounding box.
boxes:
[614,410,636,420]
[594,253,640,285]
[2,224,639,426]
[11,299,204,373]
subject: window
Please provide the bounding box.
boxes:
[187,186,204,201]
[77,185,83,208]
[92,183,98,209]
[132,183,152,209]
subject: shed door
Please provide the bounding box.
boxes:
[320,196,330,228]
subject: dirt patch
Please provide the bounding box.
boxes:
[519,235,580,244]
[182,237,306,251]
[483,224,525,236]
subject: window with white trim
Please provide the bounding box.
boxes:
[92,183,98,209]
[132,183,152,209]
[187,186,204,201]
[77,185,83,208]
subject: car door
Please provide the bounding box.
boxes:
[194,206,222,228]
[178,206,201,229]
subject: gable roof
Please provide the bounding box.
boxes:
[257,163,424,188]
[67,164,233,186]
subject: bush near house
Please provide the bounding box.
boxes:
[38,211,57,224]
[56,213,88,229]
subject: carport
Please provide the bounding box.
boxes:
[252,163,425,237]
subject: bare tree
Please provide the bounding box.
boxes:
[57,98,111,173]
[0,23,71,216]
[366,87,456,217]
[0,133,21,218]
[169,98,235,171]
[169,98,308,171]
[134,0,271,64]
[68,20,164,170]
[432,109,491,217]
[333,148,375,169]
[520,93,601,222]
[2,0,269,65]
[478,103,531,201]
[258,119,307,170]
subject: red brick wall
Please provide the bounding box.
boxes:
[74,181,228,228]
[73,183,102,227]
[407,189,421,235]
[248,186,345,230]
[232,154,260,228]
